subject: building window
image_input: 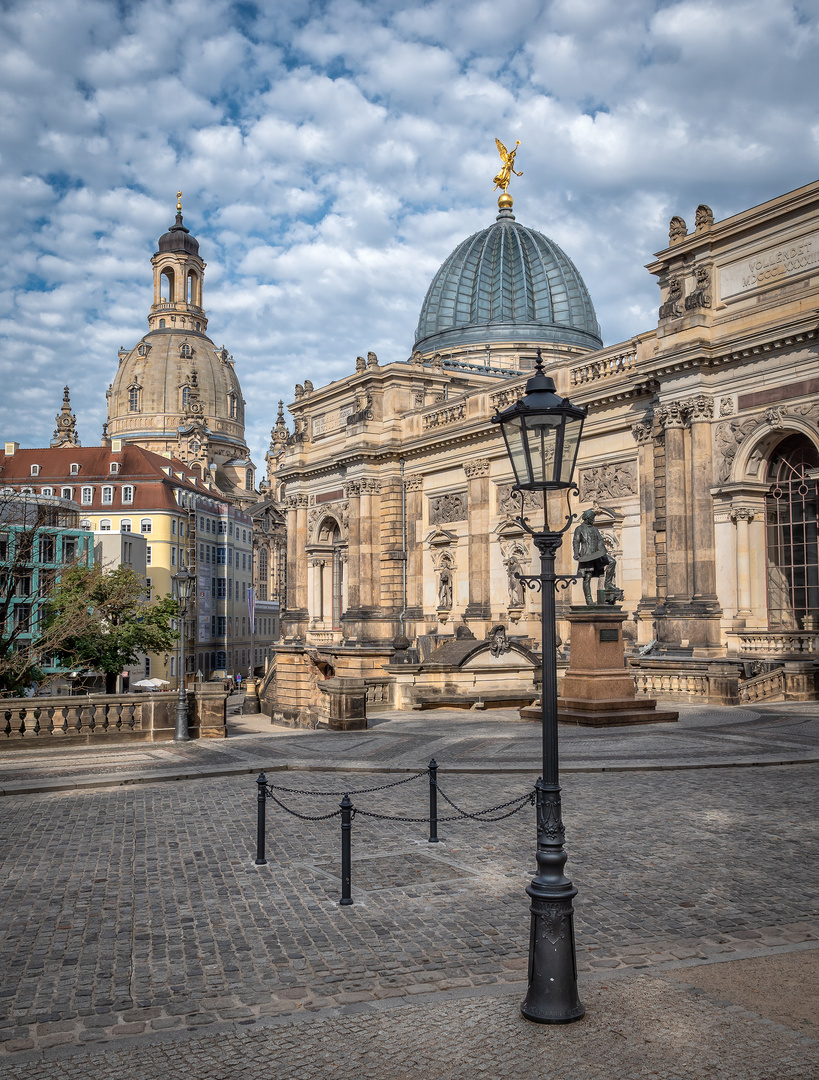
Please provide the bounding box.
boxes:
[217,578,226,598]
[180,343,192,359]
[109,463,119,474]
[228,578,233,599]
[41,487,53,497]
[171,519,177,535]
[138,344,148,356]
[120,519,132,532]
[145,656,151,677]
[181,386,191,408]
[140,519,152,534]
[217,616,226,635]
[228,392,237,419]
[81,487,93,505]
[30,464,40,476]
[39,537,55,563]
[102,486,114,505]
[146,545,152,565]
[70,463,80,476]
[122,486,134,504]
[129,386,140,412]
[217,547,226,564]
[765,436,819,630]
[171,547,176,566]
[145,577,152,600]
[79,519,91,530]
[99,519,112,531]
[170,654,176,677]
[258,584,267,601]
[245,469,253,489]
[61,487,72,499]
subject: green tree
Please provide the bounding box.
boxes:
[47,564,179,694]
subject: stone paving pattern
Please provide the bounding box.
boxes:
[0,702,817,1077]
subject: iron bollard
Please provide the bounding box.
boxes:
[255,772,267,865]
[340,794,353,905]
[428,757,440,843]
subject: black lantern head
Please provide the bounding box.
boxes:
[172,567,194,603]
[491,350,587,491]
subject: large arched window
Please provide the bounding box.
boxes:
[766,435,819,631]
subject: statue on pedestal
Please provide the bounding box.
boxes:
[572,510,623,606]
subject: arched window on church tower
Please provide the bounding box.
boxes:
[180,343,192,359]
[181,386,191,409]
[129,384,141,412]
[245,468,253,490]
[766,434,819,631]
[160,267,175,303]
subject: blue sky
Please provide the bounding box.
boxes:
[1,0,818,468]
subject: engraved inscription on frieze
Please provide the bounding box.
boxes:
[720,231,819,299]
[428,491,467,525]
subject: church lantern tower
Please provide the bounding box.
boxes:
[106,195,256,505]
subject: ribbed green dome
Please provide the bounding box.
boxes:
[414,208,602,354]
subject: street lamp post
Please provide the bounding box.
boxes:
[172,567,194,742]
[492,349,587,1024]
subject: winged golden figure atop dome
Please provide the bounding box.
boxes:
[493,138,522,193]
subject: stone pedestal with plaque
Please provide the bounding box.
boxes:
[522,607,678,726]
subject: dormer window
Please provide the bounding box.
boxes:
[81,487,93,505]
[109,462,120,474]
[137,343,150,357]
[180,343,192,359]
[70,463,80,475]
[102,486,114,505]
[128,382,141,412]
[30,464,40,476]
[122,485,134,504]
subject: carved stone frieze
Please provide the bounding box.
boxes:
[496,482,543,516]
[429,491,467,524]
[714,416,765,482]
[578,461,637,502]
[464,458,490,479]
[405,476,424,492]
[719,397,735,417]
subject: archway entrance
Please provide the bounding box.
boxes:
[765,435,819,631]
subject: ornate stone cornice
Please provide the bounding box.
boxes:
[464,458,490,479]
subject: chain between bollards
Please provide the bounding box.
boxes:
[428,758,439,843]
[339,794,353,906]
[255,772,267,865]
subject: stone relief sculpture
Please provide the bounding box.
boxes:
[573,509,623,606]
[684,265,712,310]
[489,624,512,657]
[659,277,684,320]
[496,483,542,517]
[578,462,637,502]
[429,491,467,525]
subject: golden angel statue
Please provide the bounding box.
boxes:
[493,138,522,193]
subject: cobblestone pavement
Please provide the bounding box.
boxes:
[0,761,816,1074]
[1,700,818,795]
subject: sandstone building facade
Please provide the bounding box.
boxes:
[266,179,819,723]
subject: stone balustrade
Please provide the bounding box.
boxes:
[738,667,786,703]
[423,402,467,429]
[633,671,708,698]
[736,632,818,656]
[1,686,228,748]
[569,349,636,387]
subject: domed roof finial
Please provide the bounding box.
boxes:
[176,190,183,216]
[493,138,522,213]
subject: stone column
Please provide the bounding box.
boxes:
[731,507,754,622]
[343,481,361,613]
[294,494,309,616]
[404,475,424,619]
[283,494,309,635]
[686,396,719,603]
[657,402,689,601]
[464,459,491,623]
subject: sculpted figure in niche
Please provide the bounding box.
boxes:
[573,510,623,606]
[507,556,525,607]
[438,566,453,610]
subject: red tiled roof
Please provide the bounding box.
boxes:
[0,444,220,513]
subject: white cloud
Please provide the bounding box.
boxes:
[0,0,817,466]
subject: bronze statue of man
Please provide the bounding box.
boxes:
[572,509,621,606]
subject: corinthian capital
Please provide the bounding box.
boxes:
[655,402,686,429]
[683,395,714,422]
[343,480,362,498]
[730,507,755,523]
[464,458,490,479]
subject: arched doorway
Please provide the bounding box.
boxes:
[307,516,347,634]
[765,435,819,631]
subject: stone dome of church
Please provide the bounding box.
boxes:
[414,205,602,355]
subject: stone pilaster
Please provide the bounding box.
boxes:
[656,402,689,602]
[342,481,361,616]
[730,506,755,623]
[463,459,490,623]
[360,478,381,612]
[282,493,309,637]
[631,416,657,641]
[404,475,424,619]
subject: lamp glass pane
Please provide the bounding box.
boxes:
[524,414,560,485]
[559,416,583,483]
[503,415,531,487]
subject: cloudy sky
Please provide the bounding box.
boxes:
[1,0,818,467]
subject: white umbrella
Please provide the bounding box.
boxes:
[133,677,170,688]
